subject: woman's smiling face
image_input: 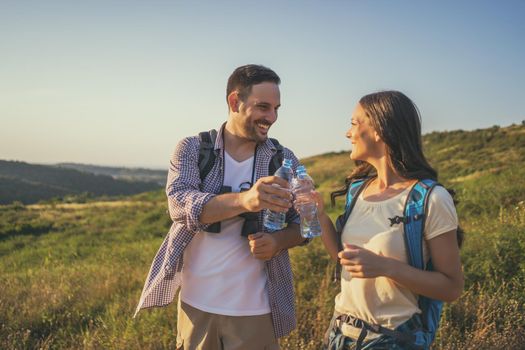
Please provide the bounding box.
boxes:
[346,103,382,162]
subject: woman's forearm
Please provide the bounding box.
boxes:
[383,257,464,302]
[319,213,340,261]
[383,231,464,302]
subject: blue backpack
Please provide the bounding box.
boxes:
[335,178,443,348]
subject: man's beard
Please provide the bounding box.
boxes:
[244,120,269,144]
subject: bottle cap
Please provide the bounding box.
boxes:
[283,158,292,167]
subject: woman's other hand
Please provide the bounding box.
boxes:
[310,190,326,214]
[338,243,390,278]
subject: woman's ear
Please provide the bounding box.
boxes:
[228,91,240,112]
[373,130,382,143]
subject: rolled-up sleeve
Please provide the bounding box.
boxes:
[166,137,216,233]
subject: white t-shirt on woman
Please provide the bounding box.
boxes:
[335,185,458,340]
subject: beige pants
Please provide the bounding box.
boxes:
[177,300,280,350]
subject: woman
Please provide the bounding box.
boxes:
[316,91,464,350]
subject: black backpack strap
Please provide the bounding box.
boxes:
[198,129,218,181]
[199,133,281,179]
[268,138,284,175]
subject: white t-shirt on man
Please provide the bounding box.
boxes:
[181,152,270,316]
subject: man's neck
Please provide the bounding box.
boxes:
[223,124,257,162]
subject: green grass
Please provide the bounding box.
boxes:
[1,124,525,349]
[0,192,175,349]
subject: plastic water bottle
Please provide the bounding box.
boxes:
[263,158,294,232]
[292,165,321,238]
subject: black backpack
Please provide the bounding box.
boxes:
[197,129,284,181]
[197,129,284,236]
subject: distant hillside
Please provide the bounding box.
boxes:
[2,124,523,206]
[302,123,525,191]
[0,160,162,204]
[56,163,166,185]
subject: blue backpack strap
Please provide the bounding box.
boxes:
[333,178,371,282]
[335,178,370,234]
[403,178,443,347]
[403,178,440,269]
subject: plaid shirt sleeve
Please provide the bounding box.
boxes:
[166,136,216,233]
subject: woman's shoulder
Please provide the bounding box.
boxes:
[424,184,458,240]
[428,184,455,205]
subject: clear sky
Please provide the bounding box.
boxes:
[1,0,524,169]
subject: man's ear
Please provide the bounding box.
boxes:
[228,91,240,112]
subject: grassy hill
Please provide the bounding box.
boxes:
[1,124,524,349]
[0,160,162,205]
[56,163,166,185]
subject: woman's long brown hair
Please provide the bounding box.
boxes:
[331,90,463,246]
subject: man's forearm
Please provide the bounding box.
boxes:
[199,175,293,225]
[272,223,305,251]
[199,192,246,224]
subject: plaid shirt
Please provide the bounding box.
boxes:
[134,125,301,338]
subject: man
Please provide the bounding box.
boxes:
[135,64,307,349]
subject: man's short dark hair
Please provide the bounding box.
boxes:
[226,64,281,103]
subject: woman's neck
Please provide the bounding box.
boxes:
[363,158,414,201]
[375,168,406,190]
[367,156,405,187]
